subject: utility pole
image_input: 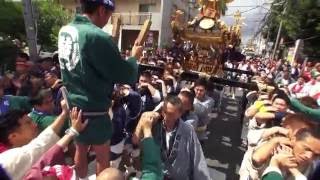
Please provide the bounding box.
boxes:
[187,0,195,21]
[265,29,270,57]
[271,20,282,60]
[22,0,38,61]
[271,3,287,61]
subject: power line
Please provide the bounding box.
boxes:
[282,35,320,44]
[304,35,320,41]
[224,5,269,16]
[227,5,264,8]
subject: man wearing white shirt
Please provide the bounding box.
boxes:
[0,102,69,180]
[288,76,308,98]
[193,78,215,142]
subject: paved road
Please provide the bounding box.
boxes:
[204,89,247,180]
[86,89,248,180]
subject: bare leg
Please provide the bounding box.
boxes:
[93,141,110,176]
[75,143,89,178]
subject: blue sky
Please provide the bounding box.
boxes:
[222,0,271,44]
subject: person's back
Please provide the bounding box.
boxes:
[57,0,143,178]
[59,16,137,111]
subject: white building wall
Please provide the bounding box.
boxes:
[159,0,198,47]
[104,0,198,49]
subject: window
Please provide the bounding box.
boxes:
[139,4,151,12]
[139,0,157,12]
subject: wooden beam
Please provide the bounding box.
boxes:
[136,19,152,46]
[111,16,121,44]
[138,64,258,90]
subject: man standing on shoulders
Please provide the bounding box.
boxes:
[58,0,143,178]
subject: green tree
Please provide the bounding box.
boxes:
[35,0,72,51]
[0,0,24,70]
[0,40,19,72]
[264,0,320,58]
[0,0,25,40]
[0,0,72,53]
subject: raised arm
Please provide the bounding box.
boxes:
[24,107,88,180]
[135,112,163,180]
[290,98,320,121]
[252,137,291,167]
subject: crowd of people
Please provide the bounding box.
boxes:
[0,0,320,180]
[232,59,320,180]
[0,46,217,180]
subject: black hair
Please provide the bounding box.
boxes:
[140,71,152,80]
[45,69,60,78]
[111,88,123,111]
[273,89,290,105]
[295,128,320,141]
[194,78,208,90]
[163,95,183,113]
[80,0,113,14]
[39,57,54,64]
[52,53,59,65]
[179,90,195,105]
[259,69,266,73]
[30,88,52,106]
[80,1,102,14]
[16,52,30,61]
[0,110,27,145]
[29,67,44,79]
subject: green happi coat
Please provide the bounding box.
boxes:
[0,95,31,116]
[262,172,283,180]
[28,110,68,136]
[58,15,138,144]
[140,137,163,180]
[28,111,56,132]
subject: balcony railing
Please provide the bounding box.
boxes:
[111,12,161,27]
